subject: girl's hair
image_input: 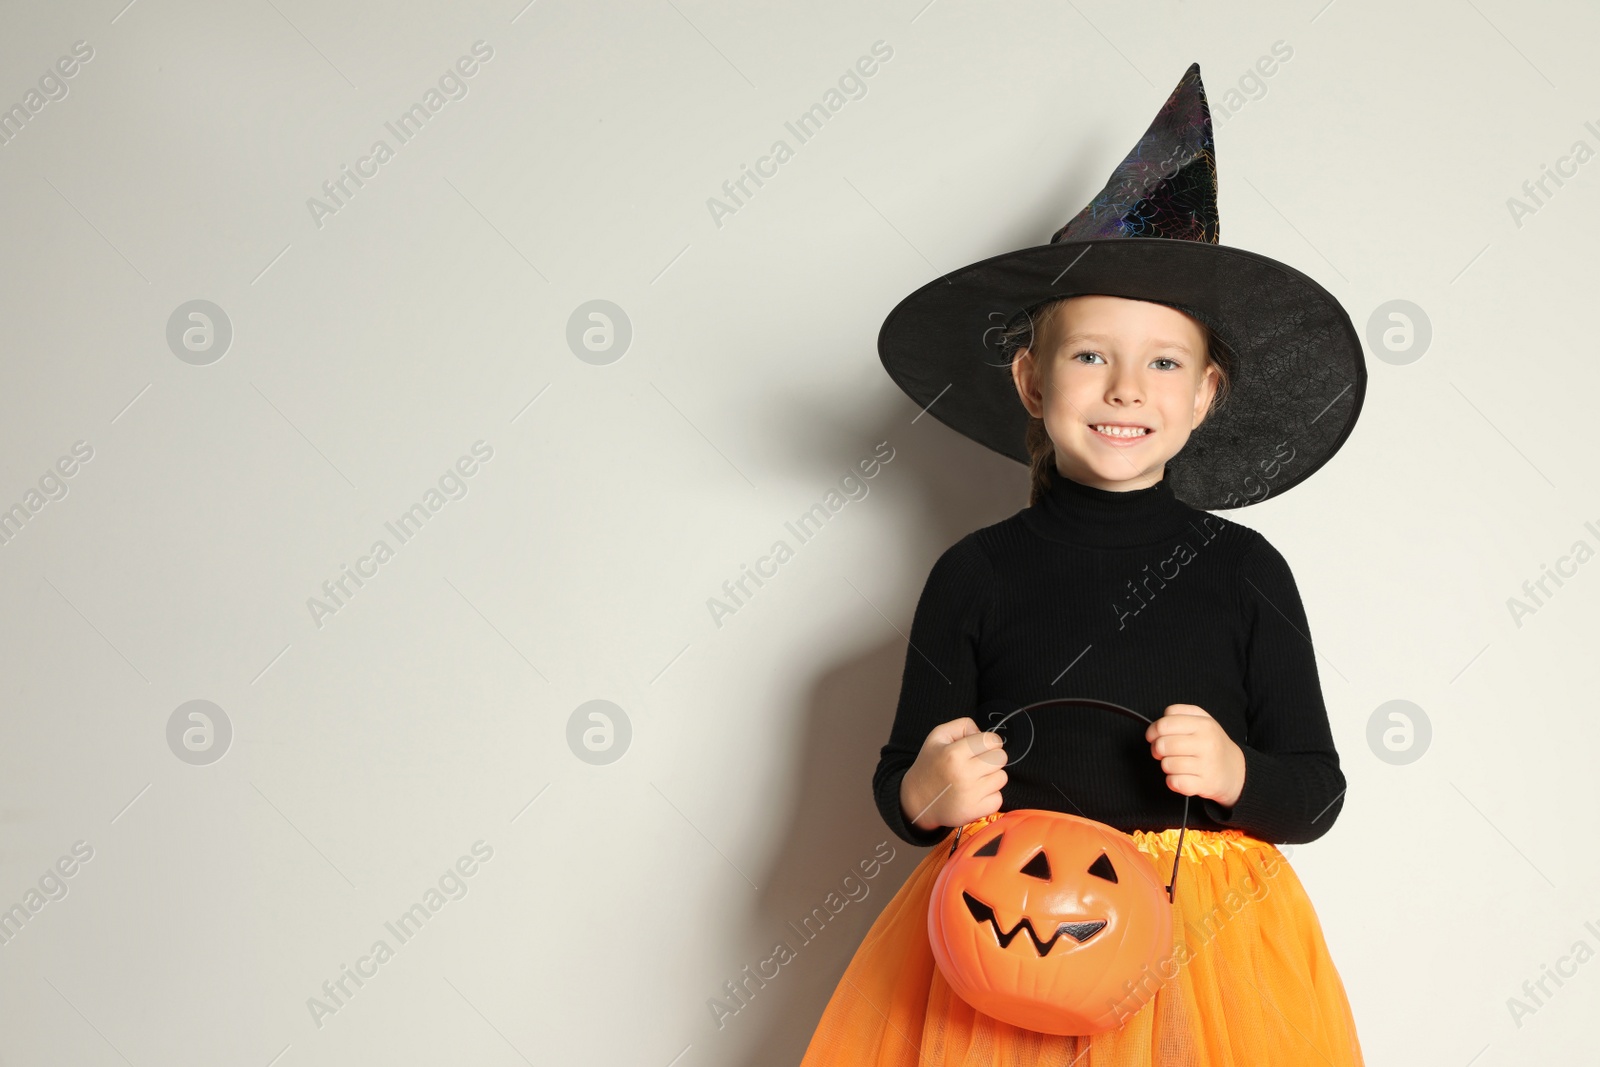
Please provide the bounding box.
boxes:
[995,296,1236,507]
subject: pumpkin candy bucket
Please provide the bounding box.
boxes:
[926,698,1189,1037]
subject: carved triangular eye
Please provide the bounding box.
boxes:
[1019,850,1051,881]
[1088,852,1118,883]
[973,833,1002,857]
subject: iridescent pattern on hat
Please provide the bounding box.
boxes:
[1050,62,1218,245]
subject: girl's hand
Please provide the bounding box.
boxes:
[1145,704,1246,809]
[900,717,1008,834]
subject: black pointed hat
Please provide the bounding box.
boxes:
[877,62,1365,510]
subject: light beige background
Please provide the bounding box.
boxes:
[0,1,1595,1064]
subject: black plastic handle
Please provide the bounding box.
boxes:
[954,696,1190,904]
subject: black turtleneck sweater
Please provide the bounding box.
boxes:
[874,465,1346,848]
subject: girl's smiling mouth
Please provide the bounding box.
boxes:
[1089,422,1153,444]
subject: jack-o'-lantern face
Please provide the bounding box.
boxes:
[959,829,1117,951]
[928,810,1173,1036]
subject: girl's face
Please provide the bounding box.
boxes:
[1011,294,1220,492]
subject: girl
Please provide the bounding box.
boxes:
[799,63,1366,1066]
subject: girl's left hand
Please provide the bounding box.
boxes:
[1145,704,1246,809]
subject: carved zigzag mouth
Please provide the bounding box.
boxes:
[962,891,1107,955]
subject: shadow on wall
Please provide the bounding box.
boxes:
[728,395,1027,1066]
[701,106,1141,1059]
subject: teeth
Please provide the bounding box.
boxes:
[1092,424,1149,438]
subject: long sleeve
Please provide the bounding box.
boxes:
[1200,533,1347,844]
[872,536,996,847]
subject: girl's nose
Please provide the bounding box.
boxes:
[1105,367,1144,405]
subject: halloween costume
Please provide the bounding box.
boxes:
[876,468,1345,851]
[798,62,1365,1065]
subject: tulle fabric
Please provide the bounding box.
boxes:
[799,813,1363,1066]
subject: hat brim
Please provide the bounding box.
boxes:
[877,237,1366,511]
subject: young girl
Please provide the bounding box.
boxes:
[799,63,1366,1066]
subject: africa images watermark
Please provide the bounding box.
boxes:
[706,441,896,629]
[706,840,897,1030]
[1504,514,1600,629]
[705,39,894,229]
[1108,843,1295,1024]
[0,840,95,949]
[0,39,95,148]
[1505,913,1600,1029]
[1210,40,1294,124]
[305,40,495,229]
[1506,118,1600,230]
[1212,437,1296,510]
[306,840,494,1029]
[0,439,94,549]
[1110,513,1227,630]
[1110,437,1298,629]
[306,440,493,629]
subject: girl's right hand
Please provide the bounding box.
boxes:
[899,717,1008,834]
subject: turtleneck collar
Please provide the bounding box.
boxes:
[1022,463,1199,548]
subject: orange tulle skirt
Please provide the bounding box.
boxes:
[800,814,1363,1066]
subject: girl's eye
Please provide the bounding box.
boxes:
[1071,351,1181,370]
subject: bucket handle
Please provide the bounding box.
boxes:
[948,696,1190,904]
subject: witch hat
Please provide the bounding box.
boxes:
[877,62,1365,510]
